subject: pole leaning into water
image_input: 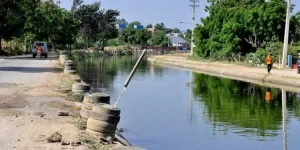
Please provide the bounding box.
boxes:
[114,49,148,107]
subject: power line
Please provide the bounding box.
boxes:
[189,0,199,56]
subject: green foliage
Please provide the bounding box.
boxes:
[119,21,152,46]
[116,18,128,25]
[106,38,126,46]
[185,29,192,42]
[194,0,289,59]
[150,30,169,46]
[74,2,119,50]
[173,28,180,33]
[0,0,25,53]
[146,24,153,28]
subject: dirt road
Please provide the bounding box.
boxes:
[0,53,86,150]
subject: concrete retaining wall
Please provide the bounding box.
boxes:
[148,57,300,92]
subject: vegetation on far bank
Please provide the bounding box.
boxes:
[193,0,300,65]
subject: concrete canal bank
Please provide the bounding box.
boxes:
[148,55,300,92]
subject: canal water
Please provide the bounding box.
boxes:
[74,55,300,150]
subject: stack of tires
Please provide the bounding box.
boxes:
[59,54,68,64]
[72,83,91,100]
[80,93,110,119]
[86,103,120,141]
[72,75,81,83]
[63,60,76,74]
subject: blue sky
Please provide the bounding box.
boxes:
[60,0,300,31]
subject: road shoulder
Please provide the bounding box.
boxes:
[148,55,300,92]
[0,58,87,149]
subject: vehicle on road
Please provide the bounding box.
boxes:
[32,41,48,58]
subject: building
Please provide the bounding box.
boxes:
[116,24,127,31]
[166,35,189,47]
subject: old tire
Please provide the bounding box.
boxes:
[72,89,90,93]
[73,83,90,90]
[89,111,120,125]
[64,69,76,74]
[82,101,93,110]
[84,93,110,104]
[59,55,68,60]
[64,61,74,67]
[93,103,120,116]
[87,118,117,133]
[73,77,81,83]
[64,66,75,70]
[80,107,91,119]
[86,129,115,140]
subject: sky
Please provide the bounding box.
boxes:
[59,0,300,31]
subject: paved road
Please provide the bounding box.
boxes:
[0,53,57,84]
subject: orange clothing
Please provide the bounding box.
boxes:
[37,46,42,52]
[266,56,273,65]
[265,91,272,103]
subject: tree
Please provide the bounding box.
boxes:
[75,2,119,50]
[0,0,24,54]
[127,21,141,28]
[134,29,152,45]
[185,29,192,42]
[146,24,153,28]
[75,2,101,48]
[150,30,168,46]
[194,0,289,59]
[71,0,83,16]
[119,21,151,46]
[173,28,180,33]
[116,18,128,25]
[154,23,165,30]
[34,1,80,50]
[95,9,120,50]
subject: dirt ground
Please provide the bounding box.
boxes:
[0,59,87,150]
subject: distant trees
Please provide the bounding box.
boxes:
[0,0,25,53]
[193,0,300,61]
[119,21,152,46]
[0,0,120,54]
[75,2,119,50]
[146,24,153,28]
[0,0,186,55]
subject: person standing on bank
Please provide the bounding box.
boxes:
[266,54,273,73]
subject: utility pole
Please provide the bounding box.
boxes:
[189,0,199,56]
[282,0,291,68]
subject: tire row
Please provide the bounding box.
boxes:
[80,93,121,141]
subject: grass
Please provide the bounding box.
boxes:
[187,55,253,67]
[79,133,110,150]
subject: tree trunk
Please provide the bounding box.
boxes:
[48,38,55,51]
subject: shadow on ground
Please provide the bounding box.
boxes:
[0,66,62,73]
[3,54,57,61]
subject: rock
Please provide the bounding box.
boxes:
[40,114,45,117]
[46,132,62,143]
[61,140,70,145]
[17,139,20,141]
[57,111,69,116]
